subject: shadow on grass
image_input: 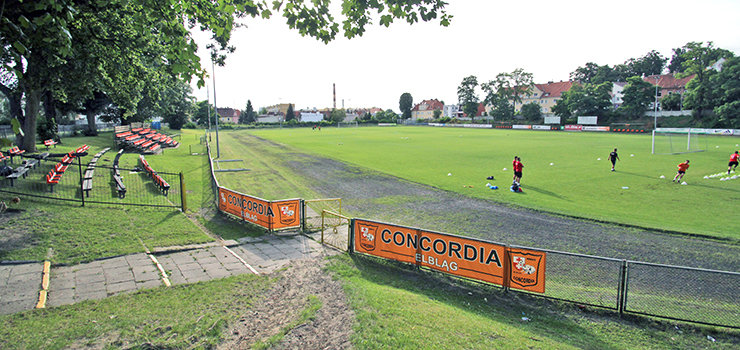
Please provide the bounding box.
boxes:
[522,184,570,201]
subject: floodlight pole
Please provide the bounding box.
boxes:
[652,75,659,154]
[212,60,220,158]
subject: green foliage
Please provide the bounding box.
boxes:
[285,104,295,122]
[183,121,198,129]
[660,92,683,111]
[482,69,534,121]
[521,103,542,121]
[240,100,257,124]
[399,92,413,119]
[620,76,657,118]
[374,109,398,123]
[329,109,347,123]
[677,41,735,120]
[570,51,667,84]
[36,116,58,141]
[194,100,216,126]
[557,82,613,117]
[457,76,479,120]
[710,56,740,128]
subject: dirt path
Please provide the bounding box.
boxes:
[242,134,740,272]
[218,257,353,350]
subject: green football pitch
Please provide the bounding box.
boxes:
[246,126,739,240]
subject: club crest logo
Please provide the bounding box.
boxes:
[509,251,544,288]
[278,202,298,225]
[358,223,378,251]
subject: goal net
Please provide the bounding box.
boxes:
[652,129,708,155]
[337,121,358,128]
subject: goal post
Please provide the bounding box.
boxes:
[652,128,708,155]
[337,121,358,128]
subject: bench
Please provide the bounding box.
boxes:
[153,173,170,195]
[45,170,62,192]
[113,173,126,199]
[7,146,25,163]
[6,165,29,186]
[80,148,109,197]
[43,139,58,150]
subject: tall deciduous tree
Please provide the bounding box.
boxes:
[521,103,541,121]
[620,76,657,118]
[457,75,479,121]
[329,109,346,123]
[399,92,413,119]
[555,82,612,118]
[710,56,740,128]
[482,68,534,118]
[679,41,735,120]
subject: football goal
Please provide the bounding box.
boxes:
[337,121,359,128]
[652,128,708,155]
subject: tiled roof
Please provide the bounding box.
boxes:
[412,99,444,111]
[534,81,573,98]
[643,74,694,89]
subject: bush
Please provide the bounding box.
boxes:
[183,122,197,129]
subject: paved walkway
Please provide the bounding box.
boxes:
[0,232,341,316]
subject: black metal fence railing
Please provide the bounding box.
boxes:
[514,248,624,310]
[624,262,740,328]
[0,156,182,209]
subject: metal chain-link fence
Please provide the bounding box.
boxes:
[0,155,182,209]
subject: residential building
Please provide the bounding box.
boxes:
[643,74,694,108]
[511,81,573,114]
[443,104,463,118]
[410,99,444,120]
[611,82,627,109]
[216,107,240,124]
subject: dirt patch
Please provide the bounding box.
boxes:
[218,257,353,350]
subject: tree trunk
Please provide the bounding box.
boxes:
[21,88,40,152]
[86,112,98,136]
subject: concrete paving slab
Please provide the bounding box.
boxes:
[107,280,137,294]
[75,290,107,302]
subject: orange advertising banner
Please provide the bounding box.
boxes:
[506,247,547,293]
[419,230,506,286]
[354,219,546,293]
[218,187,271,229]
[218,187,245,218]
[354,219,418,265]
[271,199,301,229]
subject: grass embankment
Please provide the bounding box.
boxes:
[327,253,739,349]
[250,126,740,240]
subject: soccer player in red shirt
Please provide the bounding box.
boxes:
[673,160,690,182]
[513,156,523,185]
[728,151,739,175]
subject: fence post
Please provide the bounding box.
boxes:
[179,171,187,212]
[300,199,306,232]
[618,260,628,315]
[348,218,354,254]
[78,156,85,207]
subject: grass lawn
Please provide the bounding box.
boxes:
[247,126,740,240]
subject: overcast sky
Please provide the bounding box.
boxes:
[189,0,740,113]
